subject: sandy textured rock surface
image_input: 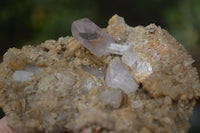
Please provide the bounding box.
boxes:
[0,15,199,133]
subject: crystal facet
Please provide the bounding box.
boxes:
[105,57,138,94]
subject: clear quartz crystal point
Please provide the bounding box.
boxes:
[71,18,128,57]
[105,57,138,94]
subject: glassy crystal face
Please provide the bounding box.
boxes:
[105,57,138,94]
[71,18,115,57]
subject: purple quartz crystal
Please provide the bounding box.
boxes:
[105,57,138,94]
[71,18,115,57]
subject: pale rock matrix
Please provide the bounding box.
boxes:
[0,15,199,133]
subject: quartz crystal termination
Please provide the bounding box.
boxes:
[71,18,128,57]
[105,57,139,94]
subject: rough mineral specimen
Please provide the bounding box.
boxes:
[0,15,199,133]
[107,15,200,100]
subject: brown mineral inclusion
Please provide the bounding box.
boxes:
[0,15,199,133]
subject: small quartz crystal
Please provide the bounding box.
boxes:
[99,88,123,108]
[12,65,39,81]
[71,18,128,56]
[105,57,138,94]
[122,46,152,80]
[82,65,105,80]
[13,71,34,81]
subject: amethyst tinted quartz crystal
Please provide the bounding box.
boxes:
[105,57,138,94]
[71,18,128,57]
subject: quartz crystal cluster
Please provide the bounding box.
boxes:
[71,18,140,94]
[0,15,199,133]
